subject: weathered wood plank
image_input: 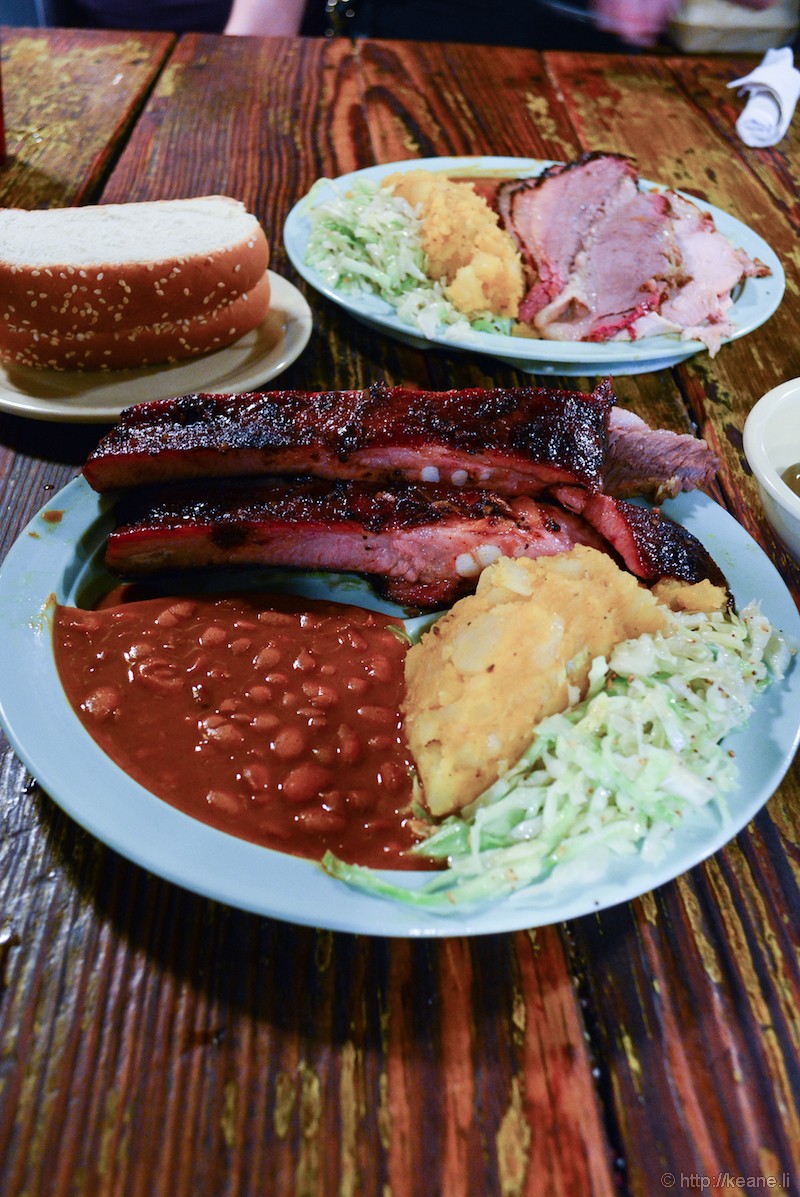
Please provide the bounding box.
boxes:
[566,819,800,1196]
[665,53,800,233]
[0,800,623,1196]
[98,35,334,268]
[0,26,174,210]
[526,49,800,1196]
[355,39,583,164]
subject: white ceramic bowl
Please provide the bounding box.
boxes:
[743,377,800,563]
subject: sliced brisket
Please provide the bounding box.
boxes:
[605,407,718,501]
[497,152,638,323]
[498,153,767,353]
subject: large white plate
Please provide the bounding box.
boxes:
[283,156,785,377]
[0,272,313,424]
[0,478,798,937]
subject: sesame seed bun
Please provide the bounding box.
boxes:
[0,271,271,372]
[0,196,270,338]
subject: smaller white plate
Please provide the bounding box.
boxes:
[0,272,313,424]
[284,156,785,377]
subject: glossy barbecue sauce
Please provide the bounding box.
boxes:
[54,591,430,869]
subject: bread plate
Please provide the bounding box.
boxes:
[0,479,798,937]
[283,156,785,377]
[0,272,312,424]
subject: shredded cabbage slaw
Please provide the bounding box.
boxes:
[303,177,513,339]
[323,602,792,910]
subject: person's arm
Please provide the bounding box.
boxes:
[224,0,306,35]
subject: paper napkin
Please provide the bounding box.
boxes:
[728,46,800,147]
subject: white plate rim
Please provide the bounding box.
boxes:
[0,272,313,424]
[0,477,798,937]
[283,156,785,373]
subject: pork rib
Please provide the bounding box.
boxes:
[105,478,606,608]
[83,381,613,497]
[105,477,722,609]
[82,380,716,502]
[551,485,727,589]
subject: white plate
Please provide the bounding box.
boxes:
[0,272,313,424]
[0,478,798,937]
[283,156,785,377]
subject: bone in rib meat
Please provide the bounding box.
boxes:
[105,476,724,610]
[83,380,716,502]
[105,478,605,608]
[83,381,613,497]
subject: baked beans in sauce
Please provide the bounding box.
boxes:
[54,592,428,869]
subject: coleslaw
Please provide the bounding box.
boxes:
[323,602,793,910]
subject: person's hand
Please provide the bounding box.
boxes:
[591,0,681,46]
[592,0,781,47]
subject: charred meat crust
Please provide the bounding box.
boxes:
[82,381,615,496]
[496,151,634,209]
[112,477,524,535]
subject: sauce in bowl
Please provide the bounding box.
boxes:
[781,462,800,499]
[54,592,427,869]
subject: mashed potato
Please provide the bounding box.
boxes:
[404,547,674,818]
[382,170,524,319]
[652,576,728,613]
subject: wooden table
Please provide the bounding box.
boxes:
[1,25,799,1197]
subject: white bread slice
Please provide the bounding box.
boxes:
[0,196,270,335]
[0,271,271,371]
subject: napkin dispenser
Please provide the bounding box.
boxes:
[668,0,799,53]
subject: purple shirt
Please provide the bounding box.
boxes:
[68,0,232,32]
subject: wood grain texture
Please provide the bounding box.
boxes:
[0,33,799,1197]
[0,26,174,210]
